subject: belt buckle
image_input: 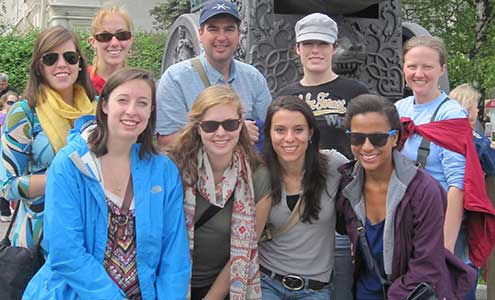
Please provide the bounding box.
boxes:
[282,274,304,291]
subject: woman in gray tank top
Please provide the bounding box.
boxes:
[258,96,348,300]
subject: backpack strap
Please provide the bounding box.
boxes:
[416,97,450,168]
[191,56,211,88]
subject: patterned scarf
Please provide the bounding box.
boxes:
[184,147,261,300]
[36,84,96,152]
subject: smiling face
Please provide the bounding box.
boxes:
[102,79,152,143]
[40,40,80,96]
[199,16,240,68]
[198,103,242,162]
[270,109,313,171]
[350,112,398,175]
[90,13,133,69]
[296,40,336,75]
[403,46,445,103]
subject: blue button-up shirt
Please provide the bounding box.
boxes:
[156,52,272,135]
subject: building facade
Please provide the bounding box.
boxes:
[4,0,161,33]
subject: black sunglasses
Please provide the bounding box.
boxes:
[94,31,132,42]
[40,51,80,66]
[6,100,16,105]
[347,129,397,147]
[199,119,241,133]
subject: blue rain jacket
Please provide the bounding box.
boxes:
[23,117,191,300]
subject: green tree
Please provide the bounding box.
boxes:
[149,0,191,31]
[402,0,495,96]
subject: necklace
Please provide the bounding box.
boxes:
[100,156,131,197]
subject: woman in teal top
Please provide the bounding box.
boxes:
[0,26,96,248]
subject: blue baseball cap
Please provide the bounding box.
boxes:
[199,0,241,26]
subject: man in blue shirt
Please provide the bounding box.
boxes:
[155,0,271,149]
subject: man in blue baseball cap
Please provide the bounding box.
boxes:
[156,0,271,150]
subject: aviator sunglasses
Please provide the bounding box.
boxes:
[94,31,132,42]
[346,129,397,147]
[199,119,241,133]
[40,51,80,66]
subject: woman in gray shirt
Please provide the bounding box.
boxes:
[259,96,348,300]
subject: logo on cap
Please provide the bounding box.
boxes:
[213,4,230,10]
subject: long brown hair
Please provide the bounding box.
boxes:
[263,96,327,223]
[88,68,157,159]
[169,85,258,187]
[23,26,95,108]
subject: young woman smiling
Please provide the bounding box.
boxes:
[169,85,271,300]
[395,36,495,300]
[0,25,96,250]
[23,68,190,300]
[258,96,347,300]
[88,6,134,94]
[336,94,475,299]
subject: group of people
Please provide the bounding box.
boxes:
[1,0,494,300]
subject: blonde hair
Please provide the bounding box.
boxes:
[449,83,481,111]
[168,85,258,186]
[403,35,448,66]
[90,6,134,76]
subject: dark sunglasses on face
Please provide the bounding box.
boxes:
[199,119,241,133]
[6,100,16,105]
[347,129,397,147]
[40,51,80,66]
[94,31,132,42]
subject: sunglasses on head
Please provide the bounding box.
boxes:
[94,31,132,42]
[40,51,80,66]
[199,119,241,133]
[347,129,397,147]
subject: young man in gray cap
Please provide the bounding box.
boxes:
[277,13,368,159]
[276,13,368,300]
[155,0,271,150]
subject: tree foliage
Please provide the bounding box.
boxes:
[0,30,166,94]
[402,0,495,97]
[149,0,191,31]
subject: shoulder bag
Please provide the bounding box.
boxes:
[0,201,45,300]
[356,219,437,300]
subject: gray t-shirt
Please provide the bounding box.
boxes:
[258,150,348,282]
[191,166,271,288]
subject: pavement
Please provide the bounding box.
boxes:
[0,217,8,238]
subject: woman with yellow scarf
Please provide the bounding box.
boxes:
[0,25,96,250]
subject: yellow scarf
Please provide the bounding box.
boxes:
[35,84,96,153]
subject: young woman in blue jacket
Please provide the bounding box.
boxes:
[23,68,191,300]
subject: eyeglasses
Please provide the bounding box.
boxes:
[347,129,397,147]
[40,51,80,66]
[199,119,241,133]
[94,31,132,42]
[6,100,16,105]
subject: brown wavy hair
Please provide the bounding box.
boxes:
[168,85,258,187]
[23,26,95,108]
[88,67,157,159]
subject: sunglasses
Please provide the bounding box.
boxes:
[94,31,132,42]
[347,129,397,147]
[40,51,80,66]
[6,100,16,105]
[199,119,241,133]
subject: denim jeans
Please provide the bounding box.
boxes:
[261,272,332,300]
[333,234,354,300]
